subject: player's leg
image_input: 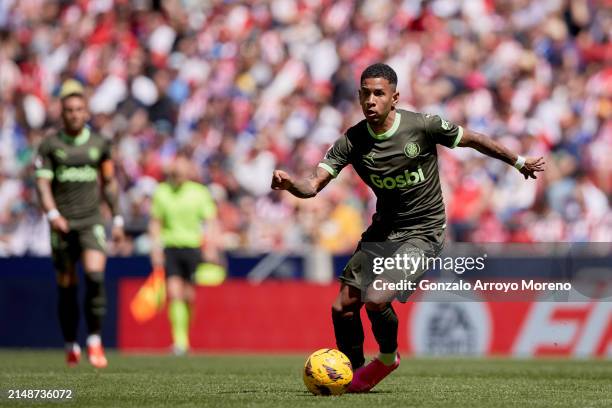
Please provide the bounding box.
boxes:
[166,248,200,354]
[167,275,190,354]
[364,237,428,363]
[347,299,401,393]
[331,283,364,369]
[52,230,81,366]
[363,277,401,366]
[348,291,401,393]
[349,240,431,392]
[82,249,106,339]
[333,247,368,369]
[81,225,108,368]
[365,301,399,364]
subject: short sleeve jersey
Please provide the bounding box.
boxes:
[151,181,217,248]
[319,109,463,235]
[35,127,111,228]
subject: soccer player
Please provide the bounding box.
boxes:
[149,155,217,355]
[35,80,124,368]
[271,63,545,392]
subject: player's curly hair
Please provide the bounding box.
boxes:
[360,63,398,87]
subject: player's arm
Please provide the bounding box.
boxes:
[34,142,69,233]
[198,185,222,264]
[148,216,164,267]
[202,217,223,264]
[101,159,125,241]
[272,132,350,198]
[457,129,545,179]
[35,177,69,233]
[271,166,334,198]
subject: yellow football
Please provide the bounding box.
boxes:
[303,348,353,396]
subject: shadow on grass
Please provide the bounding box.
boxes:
[294,390,394,398]
[213,390,261,394]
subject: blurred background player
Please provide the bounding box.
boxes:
[272,63,544,392]
[149,154,218,355]
[34,80,125,367]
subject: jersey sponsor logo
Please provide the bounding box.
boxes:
[89,147,100,161]
[54,149,67,160]
[369,167,426,189]
[56,165,98,182]
[404,142,420,158]
[362,151,376,166]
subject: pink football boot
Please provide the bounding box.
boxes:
[347,353,400,393]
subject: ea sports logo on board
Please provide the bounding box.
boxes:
[410,298,491,355]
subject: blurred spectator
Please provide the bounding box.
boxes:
[0,0,610,257]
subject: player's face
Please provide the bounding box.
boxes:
[359,77,398,125]
[169,157,191,185]
[61,95,88,134]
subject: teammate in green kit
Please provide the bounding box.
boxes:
[35,80,125,368]
[149,155,217,355]
[271,63,545,392]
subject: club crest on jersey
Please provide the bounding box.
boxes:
[440,118,451,130]
[404,142,420,158]
[362,152,376,166]
[89,147,100,161]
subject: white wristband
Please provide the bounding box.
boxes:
[113,215,125,228]
[47,209,60,221]
[514,155,526,170]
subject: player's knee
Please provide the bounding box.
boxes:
[331,305,352,320]
[365,301,390,312]
[167,277,186,301]
[56,270,78,288]
[331,302,359,320]
[82,250,106,272]
[365,284,397,305]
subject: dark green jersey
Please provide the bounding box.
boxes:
[319,109,463,235]
[35,127,111,227]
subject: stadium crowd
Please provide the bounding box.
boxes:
[0,0,610,257]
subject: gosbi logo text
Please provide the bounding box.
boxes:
[370,167,425,189]
[56,165,98,182]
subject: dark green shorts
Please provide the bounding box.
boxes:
[339,225,445,303]
[50,224,106,271]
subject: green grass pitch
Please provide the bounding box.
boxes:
[1,351,611,407]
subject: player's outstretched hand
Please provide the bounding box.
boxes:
[271,170,293,190]
[520,156,546,180]
[51,216,70,233]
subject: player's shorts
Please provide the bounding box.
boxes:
[339,224,445,303]
[50,224,107,271]
[164,247,202,281]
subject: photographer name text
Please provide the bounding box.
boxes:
[373,279,572,292]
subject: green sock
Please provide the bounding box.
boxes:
[378,351,397,366]
[169,300,190,350]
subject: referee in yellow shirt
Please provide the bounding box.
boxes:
[149,155,217,354]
